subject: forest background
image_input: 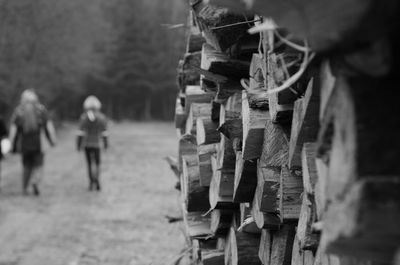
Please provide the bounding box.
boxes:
[0,0,187,121]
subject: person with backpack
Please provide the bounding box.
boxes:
[76,95,108,191]
[9,89,56,196]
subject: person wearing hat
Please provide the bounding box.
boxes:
[9,89,56,195]
[76,95,108,191]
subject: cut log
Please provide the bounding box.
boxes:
[233,151,257,203]
[242,91,269,160]
[196,117,221,145]
[270,225,296,265]
[186,103,212,135]
[321,178,400,262]
[210,209,234,236]
[226,226,262,265]
[184,85,215,114]
[288,78,320,169]
[198,143,219,187]
[279,166,303,221]
[259,229,272,265]
[182,155,210,212]
[192,3,253,52]
[184,211,213,239]
[201,43,250,80]
[259,119,290,169]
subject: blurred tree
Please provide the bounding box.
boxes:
[0,0,187,121]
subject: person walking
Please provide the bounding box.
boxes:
[76,95,108,191]
[9,89,56,196]
[0,117,8,188]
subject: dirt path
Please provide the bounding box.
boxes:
[0,122,185,265]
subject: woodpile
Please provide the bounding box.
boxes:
[169,1,400,264]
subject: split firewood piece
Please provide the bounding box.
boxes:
[175,96,187,131]
[321,178,400,262]
[291,236,316,265]
[218,92,242,139]
[192,238,218,264]
[182,155,210,212]
[255,166,280,214]
[232,138,242,155]
[202,249,225,265]
[296,143,320,251]
[291,235,304,265]
[209,0,397,52]
[301,143,318,194]
[225,225,262,265]
[288,78,320,169]
[266,53,295,124]
[186,11,205,53]
[198,144,218,187]
[218,105,242,140]
[178,134,197,172]
[279,166,303,222]
[303,250,315,265]
[177,52,202,91]
[164,156,180,179]
[296,193,319,251]
[192,2,253,52]
[196,117,221,145]
[184,85,215,114]
[259,119,290,169]
[186,103,212,135]
[183,210,213,239]
[252,186,281,230]
[233,151,257,203]
[216,135,236,173]
[210,152,235,198]
[245,53,269,110]
[242,91,269,160]
[211,101,221,122]
[209,157,238,210]
[238,203,260,234]
[259,229,272,265]
[210,209,234,236]
[201,43,250,80]
[270,225,296,265]
[317,70,400,204]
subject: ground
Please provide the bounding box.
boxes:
[0,122,185,265]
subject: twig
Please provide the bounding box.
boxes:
[210,19,261,30]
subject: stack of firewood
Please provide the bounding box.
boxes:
[170,1,400,265]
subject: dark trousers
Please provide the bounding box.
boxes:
[84,147,101,190]
[22,151,44,191]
